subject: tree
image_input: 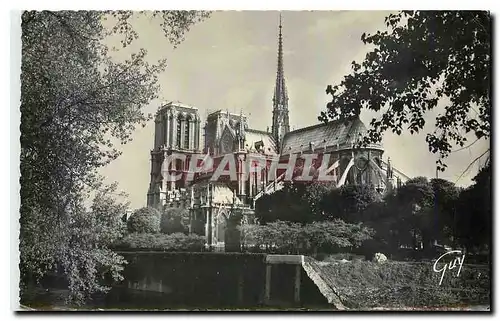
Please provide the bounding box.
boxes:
[357,200,397,256]
[127,207,161,233]
[20,183,129,304]
[254,180,338,224]
[255,181,380,225]
[254,183,315,224]
[455,163,491,252]
[322,184,380,222]
[388,177,435,249]
[160,207,190,234]
[320,11,491,171]
[396,177,434,208]
[60,184,129,303]
[303,181,337,217]
[429,178,460,244]
[378,176,462,254]
[20,10,209,304]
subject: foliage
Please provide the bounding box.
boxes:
[255,167,489,257]
[339,184,380,215]
[160,207,190,234]
[62,185,130,304]
[255,181,341,224]
[116,233,206,252]
[322,184,380,222]
[127,207,161,233]
[338,177,461,257]
[320,11,491,171]
[386,177,436,249]
[20,184,129,304]
[302,181,337,216]
[254,183,317,224]
[239,220,374,254]
[455,163,491,252]
[429,178,460,242]
[20,10,209,305]
[362,174,488,257]
[241,221,303,253]
[305,220,374,249]
[255,179,379,225]
[396,177,435,208]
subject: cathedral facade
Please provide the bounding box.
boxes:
[146,17,409,248]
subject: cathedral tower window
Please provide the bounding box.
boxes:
[184,120,190,149]
[176,120,182,148]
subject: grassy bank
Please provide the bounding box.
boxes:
[304,257,490,309]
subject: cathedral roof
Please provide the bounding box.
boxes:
[281,117,381,155]
[245,129,278,155]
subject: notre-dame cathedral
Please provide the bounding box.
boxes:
[146,17,408,248]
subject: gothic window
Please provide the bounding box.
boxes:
[184,120,190,149]
[176,120,182,148]
[215,212,227,243]
[221,132,233,154]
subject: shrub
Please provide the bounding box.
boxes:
[116,233,206,251]
[127,207,161,233]
[240,219,374,254]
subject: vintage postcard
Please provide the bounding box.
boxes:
[16,9,491,311]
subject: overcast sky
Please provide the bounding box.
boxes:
[99,11,490,210]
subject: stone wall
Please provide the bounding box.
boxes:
[102,252,329,309]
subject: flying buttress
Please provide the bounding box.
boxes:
[336,157,355,187]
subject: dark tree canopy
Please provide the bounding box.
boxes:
[255,183,315,224]
[254,181,378,225]
[455,164,491,251]
[320,11,491,171]
[323,184,381,222]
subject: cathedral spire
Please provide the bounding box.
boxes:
[271,13,290,152]
[276,14,285,100]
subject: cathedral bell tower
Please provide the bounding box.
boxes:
[271,14,290,153]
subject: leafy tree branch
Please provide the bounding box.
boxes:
[320,11,491,171]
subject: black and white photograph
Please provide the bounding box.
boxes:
[13,7,491,312]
